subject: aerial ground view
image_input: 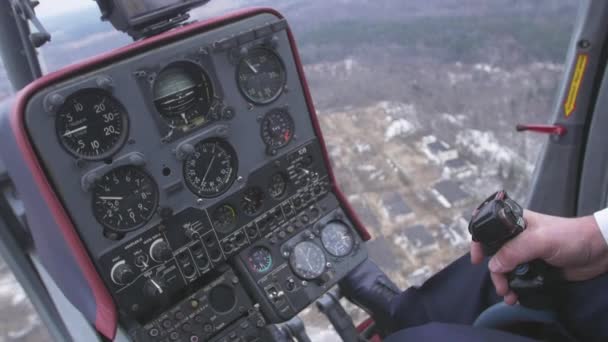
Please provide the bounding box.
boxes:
[0,0,577,340]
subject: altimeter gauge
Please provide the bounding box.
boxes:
[92,166,159,231]
[55,88,129,160]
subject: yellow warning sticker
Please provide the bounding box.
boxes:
[564,54,588,117]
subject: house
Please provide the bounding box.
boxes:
[431,180,470,208]
[420,135,458,164]
[406,266,434,287]
[380,192,414,223]
[395,224,439,256]
[441,211,472,247]
[442,158,477,179]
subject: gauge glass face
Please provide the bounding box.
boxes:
[237,48,286,104]
[55,89,128,160]
[92,166,159,231]
[240,187,264,216]
[153,61,214,128]
[183,139,238,198]
[321,221,354,257]
[247,247,273,273]
[268,173,288,199]
[211,204,238,233]
[289,241,326,280]
[261,109,294,149]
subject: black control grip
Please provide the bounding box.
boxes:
[469,191,560,310]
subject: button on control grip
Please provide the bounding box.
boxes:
[469,190,561,309]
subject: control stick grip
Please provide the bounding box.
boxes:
[469,191,560,309]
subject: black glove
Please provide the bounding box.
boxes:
[339,258,401,335]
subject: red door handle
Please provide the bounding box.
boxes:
[516,124,567,136]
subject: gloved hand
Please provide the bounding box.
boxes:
[339,258,401,334]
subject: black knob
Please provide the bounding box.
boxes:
[110,262,136,285]
[150,239,173,262]
[144,277,165,297]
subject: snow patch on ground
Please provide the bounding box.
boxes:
[456,129,514,164]
[385,119,414,141]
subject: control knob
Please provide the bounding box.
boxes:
[150,239,173,262]
[110,262,136,285]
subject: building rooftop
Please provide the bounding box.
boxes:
[381,192,413,217]
[427,140,451,153]
[445,158,467,169]
[402,224,435,248]
[434,180,469,204]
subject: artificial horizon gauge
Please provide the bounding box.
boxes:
[153,61,214,129]
[268,172,288,199]
[211,204,238,233]
[237,47,286,104]
[321,221,354,257]
[55,88,129,160]
[183,138,238,198]
[261,108,294,150]
[247,246,273,273]
[240,187,264,216]
[289,241,326,280]
[92,165,159,231]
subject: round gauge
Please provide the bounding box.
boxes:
[240,187,264,216]
[211,204,237,233]
[261,109,294,149]
[321,221,354,257]
[55,88,128,160]
[237,47,286,104]
[289,241,326,280]
[153,61,214,128]
[268,173,288,199]
[183,139,238,198]
[247,246,273,273]
[92,166,159,231]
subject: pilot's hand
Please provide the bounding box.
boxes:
[471,210,608,305]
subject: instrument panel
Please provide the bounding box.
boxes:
[17,10,368,341]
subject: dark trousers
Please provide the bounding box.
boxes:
[384,255,608,341]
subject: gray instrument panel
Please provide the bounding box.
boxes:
[24,13,310,256]
[21,11,367,340]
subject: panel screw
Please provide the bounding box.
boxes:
[578,40,591,49]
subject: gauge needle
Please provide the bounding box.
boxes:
[245,60,258,74]
[202,155,216,183]
[62,125,87,137]
[99,196,123,200]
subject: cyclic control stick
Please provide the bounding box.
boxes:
[468,191,560,309]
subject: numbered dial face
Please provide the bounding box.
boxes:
[211,204,237,233]
[153,61,214,128]
[247,247,273,273]
[237,48,286,104]
[261,109,294,149]
[268,173,288,199]
[240,187,264,216]
[55,89,128,160]
[183,139,238,198]
[92,166,159,231]
[321,221,354,257]
[289,241,326,280]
